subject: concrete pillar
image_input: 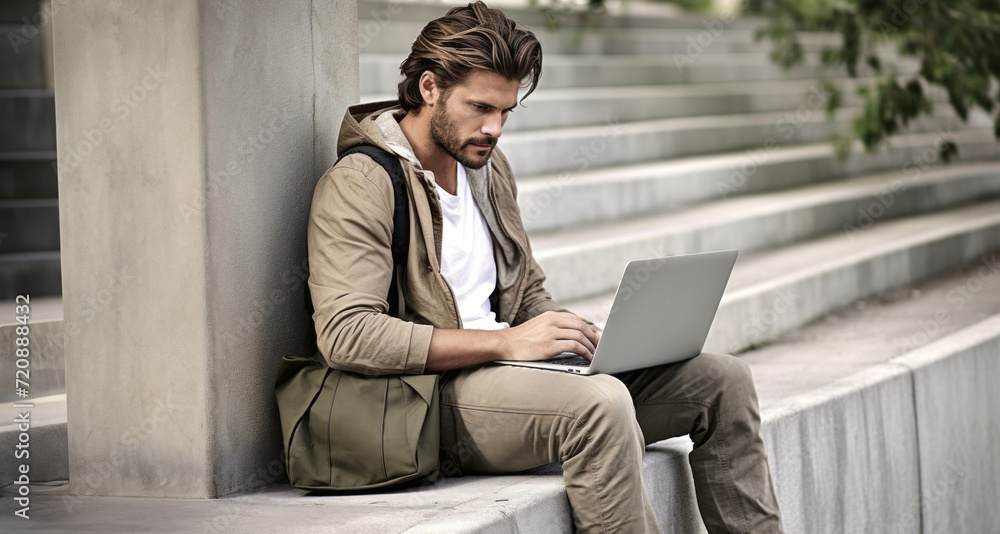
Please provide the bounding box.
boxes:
[52,0,359,498]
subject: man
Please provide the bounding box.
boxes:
[306,2,784,532]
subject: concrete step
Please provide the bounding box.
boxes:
[0,23,46,89]
[0,394,67,487]
[502,78,873,133]
[500,104,989,179]
[558,199,1000,354]
[7,261,999,533]
[0,250,61,300]
[530,161,1000,280]
[360,52,915,93]
[0,198,59,252]
[356,19,841,56]
[518,129,1000,234]
[0,0,39,23]
[0,89,56,151]
[357,0,770,31]
[0,298,64,404]
[365,77,896,133]
[0,150,58,199]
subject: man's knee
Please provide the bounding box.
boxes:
[560,375,645,464]
[700,352,757,399]
[567,376,641,434]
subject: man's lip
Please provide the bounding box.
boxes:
[471,143,492,149]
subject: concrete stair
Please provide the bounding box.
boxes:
[361,51,917,94]
[5,0,1000,532]
[0,5,61,300]
[357,19,841,56]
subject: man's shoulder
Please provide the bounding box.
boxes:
[318,150,397,200]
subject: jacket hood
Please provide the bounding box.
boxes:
[337,99,407,158]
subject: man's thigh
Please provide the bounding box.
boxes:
[438,363,636,476]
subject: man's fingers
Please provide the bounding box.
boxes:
[555,327,596,355]
[546,313,600,344]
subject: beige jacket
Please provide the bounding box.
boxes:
[307,99,592,375]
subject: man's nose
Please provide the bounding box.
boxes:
[482,111,503,139]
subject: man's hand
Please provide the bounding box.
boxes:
[498,311,601,362]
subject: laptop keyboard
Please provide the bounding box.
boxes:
[547,353,591,367]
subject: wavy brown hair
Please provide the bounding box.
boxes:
[397,1,542,113]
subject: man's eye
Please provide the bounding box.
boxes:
[475,104,489,111]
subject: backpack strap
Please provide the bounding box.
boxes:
[336,145,410,268]
[336,145,410,319]
[305,145,411,321]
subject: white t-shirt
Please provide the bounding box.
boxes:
[434,161,511,331]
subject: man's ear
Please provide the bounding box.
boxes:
[418,71,441,107]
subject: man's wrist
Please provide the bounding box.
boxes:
[488,328,509,361]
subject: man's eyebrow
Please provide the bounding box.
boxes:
[473,100,518,112]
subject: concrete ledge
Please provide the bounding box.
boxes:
[760,363,920,533]
[891,315,1000,534]
[0,318,64,403]
[0,394,67,485]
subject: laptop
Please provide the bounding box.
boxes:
[494,249,738,375]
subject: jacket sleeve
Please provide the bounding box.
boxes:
[306,159,434,375]
[492,150,597,330]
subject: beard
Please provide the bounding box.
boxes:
[429,97,495,170]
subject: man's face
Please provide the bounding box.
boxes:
[429,69,520,170]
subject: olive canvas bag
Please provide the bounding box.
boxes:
[275,145,440,491]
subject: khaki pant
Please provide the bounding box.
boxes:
[438,352,784,533]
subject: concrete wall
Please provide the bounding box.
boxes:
[758,315,1000,534]
[52,0,358,498]
[894,315,1000,534]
